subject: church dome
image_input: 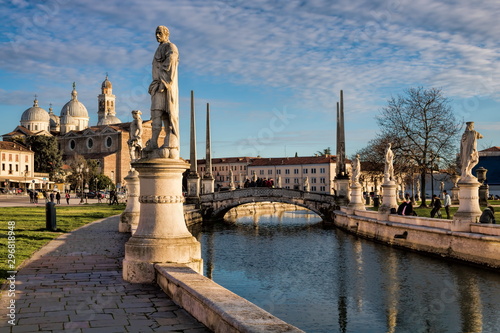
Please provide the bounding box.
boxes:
[101,75,112,90]
[60,83,89,118]
[21,98,50,122]
[98,114,122,126]
[48,105,60,129]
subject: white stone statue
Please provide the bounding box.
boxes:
[277,175,282,188]
[127,110,143,162]
[460,121,483,180]
[384,142,394,182]
[351,154,361,184]
[303,177,310,191]
[146,25,180,157]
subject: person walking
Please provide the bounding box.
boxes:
[430,194,442,218]
[65,192,70,205]
[56,191,61,204]
[443,190,451,219]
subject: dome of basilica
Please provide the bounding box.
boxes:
[21,98,50,123]
[60,83,89,119]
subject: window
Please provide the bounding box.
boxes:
[294,169,299,174]
[311,186,317,192]
[320,168,325,173]
[294,178,299,184]
[268,170,273,175]
[260,170,264,175]
[25,155,28,162]
[69,140,76,150]
[106,136,113,148]
[15,165,18,172]
[320,186,326,192]
[320,177,326,184]
[285,169,290,174]
[15,155,19,162]
[303,169,308,174]
[311,168,317,174]
[276,169,281,175]
[285,178,290,184]
[311,178,317,184]
[1,153,4,161]
[2,163,4,171]
[9,154,12,161]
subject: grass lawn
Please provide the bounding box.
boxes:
[0,204,125,283]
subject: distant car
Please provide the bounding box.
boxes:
[86,191,97,199]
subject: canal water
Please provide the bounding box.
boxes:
[191,210,500,333]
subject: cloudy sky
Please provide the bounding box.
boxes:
[1,0,499,159]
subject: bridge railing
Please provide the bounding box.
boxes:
[200,187,336,203]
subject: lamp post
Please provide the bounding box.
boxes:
[84,167,89,203]
[23,170,28,196]
[76,164,85,204]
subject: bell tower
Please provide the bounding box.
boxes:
[97,74,116,125]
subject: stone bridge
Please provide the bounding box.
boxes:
[199,187,339,222]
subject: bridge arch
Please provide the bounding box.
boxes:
[199,188,338,222]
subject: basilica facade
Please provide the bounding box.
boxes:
[2,76,155,188]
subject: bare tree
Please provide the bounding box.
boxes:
[373,87,462,206]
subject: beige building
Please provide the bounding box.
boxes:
[248,156,338,194]
[0,141,34,192]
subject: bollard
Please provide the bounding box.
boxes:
[46,202,57,231]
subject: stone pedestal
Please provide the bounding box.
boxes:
[119,169,140,233]
[453,179,481,231]
[479,184,489,207]
[347,183,365,211]
[123,158,203,283]
[451,186,460,205]
[201,176,215,194]
[334,177,350,206]
[186,173,200,203]
[379,181,398,214]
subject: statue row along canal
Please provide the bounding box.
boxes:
[189,206,500,333]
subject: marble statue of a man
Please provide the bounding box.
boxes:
[384,143,394,182]
[460,121,483,180]
[352,154,361,184]
[147,25,180,156]
[128,110,143,162]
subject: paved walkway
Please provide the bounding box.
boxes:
[0,215,211,332]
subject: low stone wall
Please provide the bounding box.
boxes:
[155,264,305,333]
[184,204,203,226]
[334,209,500,269]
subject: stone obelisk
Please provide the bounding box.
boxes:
[123,26,202,283]
[334,90,350,205]
[186,90,200,202]
[201,103,215,194]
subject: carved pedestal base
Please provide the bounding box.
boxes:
[334,178,350,206]
[451,186,460,205]
[201,176,215,194]
[123,158,203,283]
[452,179,481,231]
[119,169,140,233]
[347,183,365,211]
[379,181,398,215]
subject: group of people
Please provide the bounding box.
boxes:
[28,190,72,205]
[394,190,496,223]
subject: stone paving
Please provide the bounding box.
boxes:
[0,215,211,332]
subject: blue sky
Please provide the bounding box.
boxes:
[1,0,499,160]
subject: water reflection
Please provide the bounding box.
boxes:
[191,211,500,333]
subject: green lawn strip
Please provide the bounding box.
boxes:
[0,204,125,284]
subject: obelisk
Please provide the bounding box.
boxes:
[186,90,200,202]
[334,90,350,205]
[201,103,215,194]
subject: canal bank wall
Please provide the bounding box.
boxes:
[334,208,500,269]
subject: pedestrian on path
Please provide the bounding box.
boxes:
[56,191,61,204]
[443,190,451,219]
[431,194,442,218]
[65,192,70,204]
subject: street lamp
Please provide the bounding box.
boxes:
[76,164,85,204]
[84,167,89,203]
[23,170,28,196]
